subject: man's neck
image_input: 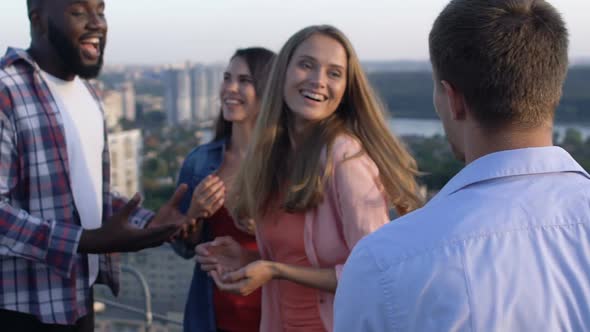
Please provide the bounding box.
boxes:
[463,122,554,164]
[28,43,75,81]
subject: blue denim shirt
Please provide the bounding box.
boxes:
[171,139,225,332]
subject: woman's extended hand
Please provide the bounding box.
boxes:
[210,260,276,296]
[195,236,259,274]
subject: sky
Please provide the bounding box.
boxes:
[1,0,589,65]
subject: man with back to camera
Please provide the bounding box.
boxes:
[0,0,200,330]
[334,0,590,331]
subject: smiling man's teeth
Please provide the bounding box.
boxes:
[301,90,325,102]
[82,37,100,45]
[80,37,101,58]
[225,99,240,105]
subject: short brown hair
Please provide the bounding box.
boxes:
[429,0,569,127]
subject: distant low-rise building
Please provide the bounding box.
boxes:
[103,90,124,130]
[121,81,137,122]
[108,129,142,197]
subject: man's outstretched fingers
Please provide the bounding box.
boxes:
[138,224,179,249]
[115,193,141,221]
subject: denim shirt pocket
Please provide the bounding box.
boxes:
[190,143,223,179]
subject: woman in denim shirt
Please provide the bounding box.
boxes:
[172,47,275,332]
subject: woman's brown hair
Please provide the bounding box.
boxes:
[212,47,276,141]
[231,25,422,220]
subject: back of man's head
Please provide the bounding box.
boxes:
[429,0,568,128]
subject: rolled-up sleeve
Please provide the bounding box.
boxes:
[0,91,82,278]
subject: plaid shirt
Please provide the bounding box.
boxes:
[0,48,154,325]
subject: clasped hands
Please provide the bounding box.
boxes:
[195,236,275,296]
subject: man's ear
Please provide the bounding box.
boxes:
[441,80,467,121]
[29,7,47,36]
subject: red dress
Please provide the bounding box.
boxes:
[208,207,261,332]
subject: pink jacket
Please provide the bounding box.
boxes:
[255,135,390,331]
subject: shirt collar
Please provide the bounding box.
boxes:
[202,138,226,151]
[435,146,590,198]
[1,47,40,71]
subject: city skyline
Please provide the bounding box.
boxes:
[1,0,589,65]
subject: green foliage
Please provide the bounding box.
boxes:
[559,129,590,173]
[404,135,463,191]
[406,129,590,192]
[563,128,584,146]
[141,111,167,129]
[142,184,175,211]
[370,71,435,119]
[139,124,202,210]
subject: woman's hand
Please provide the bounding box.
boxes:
[210,260,276,296]
[186,174,225,220]
[195,236,259,274]
[234,218,256,235]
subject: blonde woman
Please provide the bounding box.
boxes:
[196,25,422,332]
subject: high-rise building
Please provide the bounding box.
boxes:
[190,64,209,123]
[165,63,224,127]
[205,65,224,120]
[164,65,191,126]
[108,129,142,198]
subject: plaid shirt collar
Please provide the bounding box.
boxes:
[1,47,40,70]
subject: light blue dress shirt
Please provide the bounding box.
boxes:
[334,147,590,332]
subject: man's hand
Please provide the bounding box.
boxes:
[148,184,198,240]
[78,190,187,253]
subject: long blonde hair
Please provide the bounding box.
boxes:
[231,25,422,220]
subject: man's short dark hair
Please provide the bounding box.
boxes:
[429,0,569,127]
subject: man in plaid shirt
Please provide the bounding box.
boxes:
[0,0,199,330]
